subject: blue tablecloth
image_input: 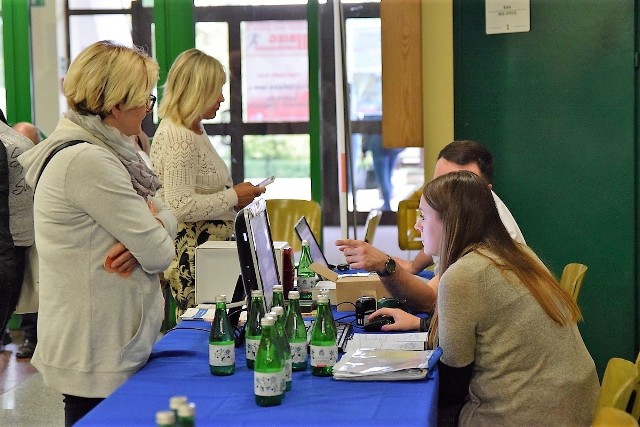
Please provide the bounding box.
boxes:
[78,319,439,426]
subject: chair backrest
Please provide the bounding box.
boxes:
[265,199,321,252]
[592,407,639,427]
[631,352,640,419]
[397,198,422,251]
[596,357,640,413]
[364,209,383,244]
[558,263,588,301]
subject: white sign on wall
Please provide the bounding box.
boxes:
[485,0,530,35]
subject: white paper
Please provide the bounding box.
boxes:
[485,0,530,35]
[344,332,428,352]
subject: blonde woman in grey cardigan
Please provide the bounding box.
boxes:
[18,41,177,427]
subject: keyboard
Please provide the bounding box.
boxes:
[305,320,353,353]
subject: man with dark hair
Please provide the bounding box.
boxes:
[336,140,525,312]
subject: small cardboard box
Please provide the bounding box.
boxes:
[310,263,390,311]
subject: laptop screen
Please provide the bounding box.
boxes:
[294,216,330,268]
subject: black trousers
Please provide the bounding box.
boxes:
[63,394,104,427]
[19,312,37,341]
[0,245,26,333]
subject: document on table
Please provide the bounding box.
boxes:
[180,306,215,321]
[343,332,428,352]
[333,347,441,381]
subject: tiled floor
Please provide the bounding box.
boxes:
[0,225,417,426]
[0,331,64,426]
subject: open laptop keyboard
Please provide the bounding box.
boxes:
[305,320,353,353]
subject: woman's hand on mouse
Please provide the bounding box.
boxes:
[369,307,421,332]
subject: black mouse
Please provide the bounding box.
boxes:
[364,315,395,332]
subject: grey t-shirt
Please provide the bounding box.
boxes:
[0,122,34,247]
[438,249,599,426]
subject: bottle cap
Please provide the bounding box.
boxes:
[177,402,196,417]
[169,395,188,410]
[317,294,329,303]
[273,284,283,291]
[215,295,227,303]
[251,290,263,297]
[271,306,284,316]
[288,290,300,299]
[302,239,309,245]
[261,316,275,326]
[156,410,176,425]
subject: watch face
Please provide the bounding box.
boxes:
[386,258,396,274]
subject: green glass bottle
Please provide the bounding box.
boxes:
[285,290,308,371]
[155,410,175,427]
[209,295,235,376]
[271,284,285,311]
[245,290,266,369]
[271,306,292,391]
[254,317,284,407]
[176,402,195,427]
[296,240,317,301]
[169,395,187,422]
[310,294,337,377]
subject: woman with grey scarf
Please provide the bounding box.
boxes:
[18,41,177,427]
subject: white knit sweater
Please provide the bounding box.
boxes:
[151,119,237,223]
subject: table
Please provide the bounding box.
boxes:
[78,318,439,426]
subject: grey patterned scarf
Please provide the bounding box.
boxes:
[65,110,162,199]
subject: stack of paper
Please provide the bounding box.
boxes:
[332,348,440,381]
[343,332,429,352]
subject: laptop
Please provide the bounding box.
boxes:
[294,216,335,269]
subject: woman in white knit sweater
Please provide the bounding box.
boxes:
[151,49,264,319]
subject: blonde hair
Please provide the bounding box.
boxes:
[64,40,158,118]
[158,48,226,128]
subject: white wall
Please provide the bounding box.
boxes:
[30,0,66,135]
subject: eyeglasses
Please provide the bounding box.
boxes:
[146,94,156,112]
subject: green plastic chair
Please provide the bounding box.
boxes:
[266,199,321,253]
[595,357,639,413]
[593,407,638,427]
[558,263,588,302]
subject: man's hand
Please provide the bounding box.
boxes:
[335,238,388,273]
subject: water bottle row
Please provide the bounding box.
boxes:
[207,289,338,407]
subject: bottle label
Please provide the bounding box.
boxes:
[289,342,307,364]
[209,343,235,366]
[297,276,317,293]
[245,338,261,361]
[254,371,284,397]
[285,358,292,382]
[310,344,338,367]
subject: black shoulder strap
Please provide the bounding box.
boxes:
[36,140,87,191]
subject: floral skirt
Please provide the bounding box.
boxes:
[166,219,233,321]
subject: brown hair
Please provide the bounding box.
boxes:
[425,171,581,326]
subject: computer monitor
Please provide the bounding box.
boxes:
[294,215,331,269]
[235,198,280,310]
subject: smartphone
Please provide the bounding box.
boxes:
[257,175,276,187]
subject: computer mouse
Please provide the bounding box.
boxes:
[363,315,395,332]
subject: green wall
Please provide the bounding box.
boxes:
[453,0,638,376]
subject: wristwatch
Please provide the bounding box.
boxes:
[378,255,397,277]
